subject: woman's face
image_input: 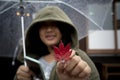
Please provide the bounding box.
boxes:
[39,22,62,47]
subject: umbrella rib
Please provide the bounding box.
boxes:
[0,0,62,3]
[23,0,61,3]
[60,1,103,30]
[100,0,113,29]
[24,56,40,64]
[0,3,19,14]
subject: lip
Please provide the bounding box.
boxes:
[45,34,56,40]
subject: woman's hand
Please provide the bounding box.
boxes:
[16,65,33,80]
[56,50,91,80]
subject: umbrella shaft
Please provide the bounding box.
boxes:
[21,16,27,66]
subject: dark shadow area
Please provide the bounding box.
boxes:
[0,57,22,80]
[91,56,120,80]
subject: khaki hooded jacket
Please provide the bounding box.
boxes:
[14,6,100,80]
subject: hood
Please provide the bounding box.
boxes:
[24,6,79,58]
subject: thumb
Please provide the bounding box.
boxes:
[56,61,65,74]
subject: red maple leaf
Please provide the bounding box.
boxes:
[53,40,72,62]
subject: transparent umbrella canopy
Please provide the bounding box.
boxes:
[0,0,113,59]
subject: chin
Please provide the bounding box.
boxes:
[46,40,59,46]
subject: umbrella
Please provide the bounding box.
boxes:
[0,0,113,64]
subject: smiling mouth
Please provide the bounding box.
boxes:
[46,35,56,40]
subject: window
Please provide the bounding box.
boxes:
[86,0,120,54]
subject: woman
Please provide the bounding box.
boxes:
[14,6,100,80]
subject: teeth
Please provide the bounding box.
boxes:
[46,35,55,40]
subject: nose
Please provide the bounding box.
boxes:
[46,26,53,31]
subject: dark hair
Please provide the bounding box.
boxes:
[56,21,73,46]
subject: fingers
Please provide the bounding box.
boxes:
[56,61,65,74]
[16,65,32,80]
[65,50,91,78]
[65,55,81,72]
[79,64,91,78]
[56,50,91,79]
[56,50,76,73]
[71,60,87,76]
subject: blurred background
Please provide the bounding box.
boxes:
[0,0,120,80]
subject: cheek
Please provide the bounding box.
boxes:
[58,32,62,40]
[57,30,62,38]
[39,31,44,40]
